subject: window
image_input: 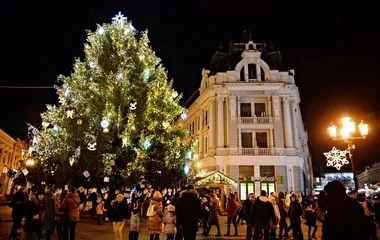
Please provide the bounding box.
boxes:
[241,132,253,148]
[205,137,208,153]
[240,103,251,117]
[260,166,275,177]
[256,132,268,148]
[204,110,208,125]
[254,103,266,117]
[240,68,245,81]
[261,183,276,194]
[248,64,256,79]
[192,121,195,134]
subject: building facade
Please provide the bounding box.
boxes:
[357,163,380,188]
[0,129,27,197]
[181,39,313,197]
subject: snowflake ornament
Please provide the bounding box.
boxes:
[324,147,349,170]
[112,12,127,23]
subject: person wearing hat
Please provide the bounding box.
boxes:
[163,204,177,240]
[322,181,368,239]
[147,191,164,240]
[42,185,56,240]
[177,185,202,240]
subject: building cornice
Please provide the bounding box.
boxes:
[223,82,284,91]
[0,129,17,146]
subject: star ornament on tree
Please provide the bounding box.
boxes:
[324,147,349,170]
[112,12,127,24]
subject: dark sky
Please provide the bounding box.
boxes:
[0,1,379,173]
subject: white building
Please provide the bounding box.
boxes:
[181,38,313,197]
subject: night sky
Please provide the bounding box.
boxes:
[0,1,379,173]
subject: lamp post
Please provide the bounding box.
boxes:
[327,117,369,190]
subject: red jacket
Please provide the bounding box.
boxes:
[226,198,238,217]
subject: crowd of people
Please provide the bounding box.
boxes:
[6,180,380,240]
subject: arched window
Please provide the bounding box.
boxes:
[248,64,256,80]
[240,67,245,81]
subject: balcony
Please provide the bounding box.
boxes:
[240,116,272,124]
[239,147,273,155]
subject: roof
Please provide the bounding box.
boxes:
[195,171,238,187]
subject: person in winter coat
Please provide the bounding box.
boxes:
[268,196,280,240]
[163,204,176,240]
[111,194,129,240]
[200,196,210,236]
[357,192,378,240]
[33,188,46,240]
[276,191,289,240]
[177,185,202,240]
[174,186,186,240]
[288,194,303,240]
[23,191,40,240]
[243,193,255,240]
[129,208,140,240]
[322,181,368,240]
[42,185,56,240]
[147,191,165,240]
[225,193,239,236]
[250,190,277,240]
[96,200,106,225]
[206,193,221,237]
[305,200,317,240]
[9,187,28,240]
[60,187,80,240]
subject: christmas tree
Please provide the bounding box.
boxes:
[29,12,194,188]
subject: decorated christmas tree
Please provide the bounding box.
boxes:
[29,13,194,188]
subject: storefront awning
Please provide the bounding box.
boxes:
[195,171,238,188]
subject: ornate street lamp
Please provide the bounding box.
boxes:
[328,117,369,190]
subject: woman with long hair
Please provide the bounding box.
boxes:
[289,194,304,240]
[206,193,221,237]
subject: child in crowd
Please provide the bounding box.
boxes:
[96,200,106,225]
[163,204,176,240]
[129,208,140,240]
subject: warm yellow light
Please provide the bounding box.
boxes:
[196,161,201,168]
[328,125,337,138]
[340,128,350,139]
[348,121,356,133]
[341,117,351,129]
[25,159,35,167]
[359,120,369,137]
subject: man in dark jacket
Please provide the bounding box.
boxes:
[250,190,277,240]
[322,181,368,240]
[243,193,255,240]
[9,187,27,240]
[178,185,202,240]
[174,186,187,240]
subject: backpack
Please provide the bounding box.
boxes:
[146,203,156,217]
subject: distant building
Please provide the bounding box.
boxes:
[357,163,380,188]
[0,129,28,197]
[180,34,313,197]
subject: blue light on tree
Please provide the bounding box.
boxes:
[143,140,151,149]
[184,164,189,175]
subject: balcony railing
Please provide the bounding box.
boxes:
[239,147,273,155]
[240,117,272,124]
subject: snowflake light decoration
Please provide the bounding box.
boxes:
[324,147,349,170]
[112,12,127,23]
